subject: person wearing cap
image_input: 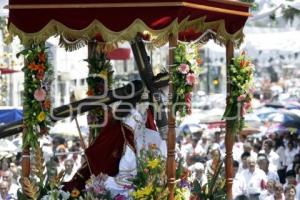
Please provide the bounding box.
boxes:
[257,153,279,182]
[240,156,267,200]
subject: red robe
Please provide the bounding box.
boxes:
[63,108,156,191]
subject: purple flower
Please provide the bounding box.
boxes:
[179,179,190,189]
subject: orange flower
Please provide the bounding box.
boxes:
[240,59,245,68]
[36,64,46,73]
[28,63,45,73]
[71,188,80,198]
[43,99,51,110]
[38,52,46,63]
[86,89,94,96]
[196,58,203,65]
[28,62,39,71]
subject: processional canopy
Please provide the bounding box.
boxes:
[8,0,251,49]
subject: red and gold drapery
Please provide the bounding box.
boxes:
[8,0,251,48]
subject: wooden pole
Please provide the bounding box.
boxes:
[21,143,30,178]
[225,40,234,200]
[167,33,177,200]
[22,51,30,179]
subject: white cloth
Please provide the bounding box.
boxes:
[233,174,247,199]
[63,170,77,182]
[266,170,280,182]
[285,148,298,171]
[241,168,268,195]
[296,182,300,200]
[276,146,286,170]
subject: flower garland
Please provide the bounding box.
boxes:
[131,144,168,200]
[223,51,254,135]
[18,44,53,148]
[85,52,114,142]
[172,43,202,118]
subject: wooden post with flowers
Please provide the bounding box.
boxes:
[225,40,234,200]
[86,40,113,143]
[224,41,254,200]
[167,33,178,200]
[19,44,52,186]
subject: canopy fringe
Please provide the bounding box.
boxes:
[8,17,245,50]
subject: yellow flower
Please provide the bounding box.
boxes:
[37,112,46,122]
[147,159,160,169]
[132,189,144,199]
[142,184,153,196]
[132,184,153,199]
[99,70,108,78]
[71,188,80,198]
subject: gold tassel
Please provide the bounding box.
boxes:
[22,177,40,200]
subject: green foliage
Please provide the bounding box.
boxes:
[17,44,53,148]
[85,52,114,141]
[172,43,202,118]
[223,52,254,136]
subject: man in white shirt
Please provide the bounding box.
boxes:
[232,160,247,200]
[241,157,268,200]
[63,159,76,182]
[257,154,279,182]
[259,139,280,172]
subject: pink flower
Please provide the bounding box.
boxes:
[34,88,46,101]
[178,64,190,74]
[241,101,251,117]
[186,73,196,85]
[185,93,192,115]
[237,94,246,102]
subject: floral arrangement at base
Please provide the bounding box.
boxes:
[17,145,68,200]
[85,52,114,143]
[131,144,169,200]
[223,51,254,135]
[78,174,113,200]
[17,44,53,148]
[172,43,202,118]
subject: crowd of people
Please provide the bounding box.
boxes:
[1,129,300,200]
[0,135,83,200]
[179,129,300,200]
